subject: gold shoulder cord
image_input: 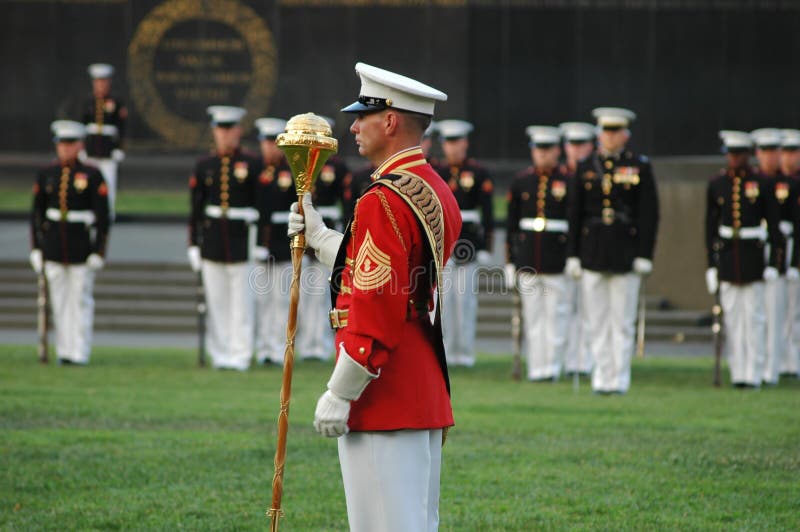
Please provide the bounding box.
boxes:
[374,189,407,254]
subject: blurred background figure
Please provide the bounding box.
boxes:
[435,119,494,367]
[506,125,570,381]
[559,121,596,377]
[566,107,659,394]
[80,63,126,221]
[751,128,789,386]
[252,117,293,366]
[705,130,781,388]
[779,129,800,378]
[187,106,266,370]
[30,120,110,365]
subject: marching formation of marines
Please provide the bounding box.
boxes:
[25,61,800,396]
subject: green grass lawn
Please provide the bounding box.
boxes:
[0,188,189,216]
[1,188,508,219]
[1,346,798,530]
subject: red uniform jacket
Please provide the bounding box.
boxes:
[332,146,462,431]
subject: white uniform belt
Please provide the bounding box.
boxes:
[779,220,794,236]
[316,205,342,220]
[86,123,119,137]
[718,225,766,240]
[270,211,291,224]
[45,208,95,225]
[204,205,259,223]
[519,217,568,233]
[461,210,481,223]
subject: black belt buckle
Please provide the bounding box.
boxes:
[601,208,615,226]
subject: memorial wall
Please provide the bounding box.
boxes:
[1,0,798,158]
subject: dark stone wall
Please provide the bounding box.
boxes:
[2,0,798,157]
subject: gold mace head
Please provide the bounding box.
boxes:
[276,113,339,196]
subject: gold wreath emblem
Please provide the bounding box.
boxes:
[127,0,277,148]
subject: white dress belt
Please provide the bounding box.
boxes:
[779,220,794,236]
[718,225,766,240]
[204,205,259,223]
[45,208,96,225]
[519,217,568,233]
[316,205,342,220]
[270,211,291,224]
[85,123,119,137]
[461,210,481,223]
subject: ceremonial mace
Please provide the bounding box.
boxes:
[267,113,337,531]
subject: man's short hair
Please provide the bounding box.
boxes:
[401,111,432,136]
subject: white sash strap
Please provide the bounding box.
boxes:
[204,205,259,223]
[316,205,342,221]
[461,209,481,223]
[718,225,766,240]
[519,217,568,233]
[45,208,96,225]
[85,123,119,137]
[270,211,291,224]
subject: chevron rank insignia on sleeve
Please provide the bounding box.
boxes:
[353,230,393,291]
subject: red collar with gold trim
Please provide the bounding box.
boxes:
[371,146,427,181]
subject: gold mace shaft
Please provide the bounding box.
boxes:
[267,113,337,531]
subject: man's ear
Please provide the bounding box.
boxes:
[384,111,399,136]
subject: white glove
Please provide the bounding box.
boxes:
[476,250,492,265]
[705,267,718,295]
[289,194,343,270]
[78,149,88,162]
[253,246,270,261]
[763,266,779,282]
[504,263,516,290]
[29,249,43,274]
[787,267,800,281]
[111,149,125,163]
[565,257,582,279]
[633,257,653,276]
[187,246,202,272]
[313,343,379,438]
[87,253,105,271]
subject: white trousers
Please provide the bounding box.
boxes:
[782,277,800,375]
[338,429,443,532]
[763,276,787,384]
[721,281,766,386]
[44,261,95,363]
[564,276,593,374]
[518,272,570,380]
[297,255,333,360]
[582,270,641,393]
[442,260,478,367]
[201,260,254,370]
[85,156,118,220]
[253,261,292,364]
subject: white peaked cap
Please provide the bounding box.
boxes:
[437,119,474,139]
[526,126,562,146]
[719,130,753,150]
[88,63,114,79]
[255,118,287,139]
[559,121,596,142]
[207,105,246,125]
[51,120,86,141]
[592,107,637,127]
[781,129,800,148]
[750,128,782,148]
[423,120,438,138]
[341,62,448,117]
